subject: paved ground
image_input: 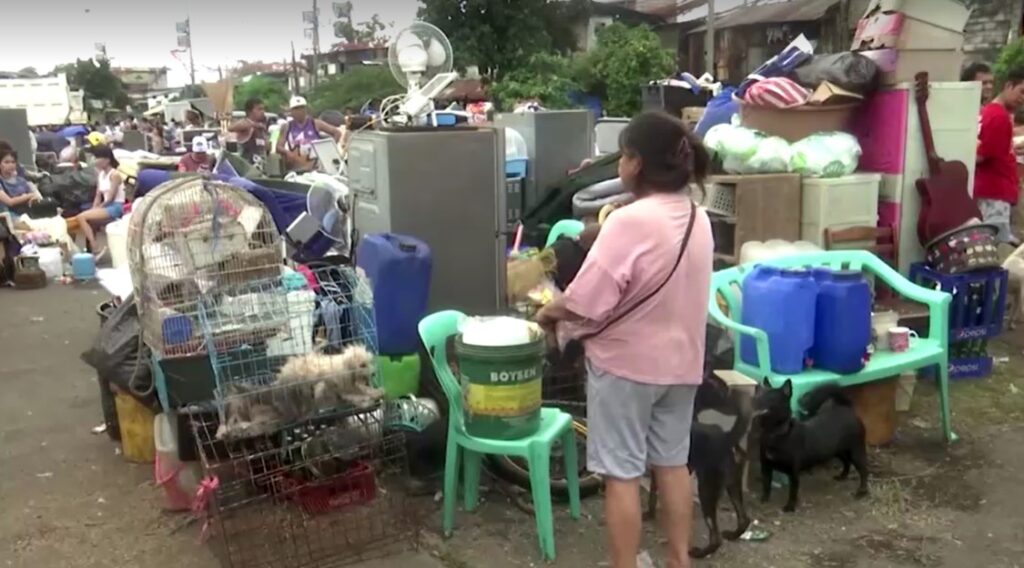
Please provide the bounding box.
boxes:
[2,285,1024,567]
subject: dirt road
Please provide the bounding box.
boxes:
[2,286,1023,567]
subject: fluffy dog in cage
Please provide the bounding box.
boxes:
[217,344,382,440]
[276,343,385,411]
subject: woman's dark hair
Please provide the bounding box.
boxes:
[89,145,119,169]
[0,148,17,163]
[619,111,710,193]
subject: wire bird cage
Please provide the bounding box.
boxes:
[188,265,418,567]
[127,178,283,358]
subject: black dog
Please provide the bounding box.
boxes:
[647,374,752,558]
[754,380,869,513]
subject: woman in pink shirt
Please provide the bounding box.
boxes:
[536,112,713,568]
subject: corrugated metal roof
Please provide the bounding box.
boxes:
[689,0,840,32]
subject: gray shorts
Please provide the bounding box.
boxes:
[586,360,697,480]
[978,198,1015,243]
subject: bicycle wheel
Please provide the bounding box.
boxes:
[485,417,602,499]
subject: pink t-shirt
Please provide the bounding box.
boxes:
[562,193,713,385]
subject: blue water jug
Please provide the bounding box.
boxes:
[72,253,96,281]
[812,270,872,374]
[741,266,817,374]
[357,233,432,355]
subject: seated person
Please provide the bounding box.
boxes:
[276,96,342,172]
[73,145,125,257]
[0,148,41,215]
[178,137,213,173]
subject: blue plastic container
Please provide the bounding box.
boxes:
[741,266,817,374]
[811,270,871,374]
[72,252,96,281]
[356,233,432,355]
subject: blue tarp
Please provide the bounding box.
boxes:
[57,125,89,139]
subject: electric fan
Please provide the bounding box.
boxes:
[285,175,353,261]
[383,22,458,126]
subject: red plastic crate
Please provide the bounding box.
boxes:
[290,462,377,515]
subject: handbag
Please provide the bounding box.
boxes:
[578,199,698,342]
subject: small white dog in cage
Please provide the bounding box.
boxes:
[277,343,385,410]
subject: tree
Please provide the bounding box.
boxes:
[994,40,1024,87]
[334,14,392,46]
[234,75,290,112]
[419,0,587,79]
[490,53,581,110]
[54,58,130,110]
[579,23,675,117]
[307,66,402,112]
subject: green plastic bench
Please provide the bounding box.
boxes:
[708,250,955,443]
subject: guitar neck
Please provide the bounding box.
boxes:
[916,89,941,173]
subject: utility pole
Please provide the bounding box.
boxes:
[704,0,716,76]
[188,17,196,87]
[291,42,301,93]
[176,17,196,86]
[311,0,321,89]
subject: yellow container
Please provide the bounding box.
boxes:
[114,392,156,463]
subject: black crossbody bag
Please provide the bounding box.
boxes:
[577,199,698,342]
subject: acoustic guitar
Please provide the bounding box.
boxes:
[914,72,982,245]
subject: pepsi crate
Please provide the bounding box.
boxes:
[909,263,1008,342]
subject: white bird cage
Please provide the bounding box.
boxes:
[127,178,283,358]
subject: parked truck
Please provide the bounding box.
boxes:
[0,73,87,126]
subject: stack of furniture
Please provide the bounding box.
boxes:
[849,0,977,274]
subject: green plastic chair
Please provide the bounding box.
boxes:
[418,310,581,561]
[545,219,586,248]
[709,250,956,443]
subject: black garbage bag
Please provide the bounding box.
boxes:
[38,169,97,214]
[81,295,158,409]
[789,52,880,96]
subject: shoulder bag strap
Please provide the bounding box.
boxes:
[578,199,698,342]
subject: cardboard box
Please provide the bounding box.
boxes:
[860,0,970,34]
[860,48,964,85]
[739,102,858,143]
[852,11,965,51]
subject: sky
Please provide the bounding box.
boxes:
[5,0,420,86]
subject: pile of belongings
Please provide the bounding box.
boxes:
[737,34,880,109]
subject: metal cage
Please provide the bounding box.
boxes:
[127,178,283,358]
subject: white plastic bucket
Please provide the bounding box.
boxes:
[106,217,129,269]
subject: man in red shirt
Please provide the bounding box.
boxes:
[177,136,213,174]
[976,67,1024,245]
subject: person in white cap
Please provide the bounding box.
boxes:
[276,95,342,172]
[177,136,213,173]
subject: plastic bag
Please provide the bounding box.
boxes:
[746,136,792,174]
[719,127,765,174]
[81,295,157,408]
[790,132,862,178]
[790,52,879,96]
[695,87,738,138]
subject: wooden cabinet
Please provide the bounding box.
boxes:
[704,174,802,263]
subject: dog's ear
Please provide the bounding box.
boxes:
[781,379,793,398]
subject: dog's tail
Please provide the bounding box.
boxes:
[798,382,851,417]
